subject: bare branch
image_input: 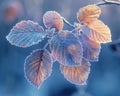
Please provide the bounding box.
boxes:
[96,0,120,6]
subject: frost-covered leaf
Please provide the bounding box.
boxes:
[79,34,101,61]
[6,20,46,48]
[77,5,101,23]
[24,49,53,88]
[82,20,111,44]
[50,30,83,66]
[43,11,64,31]
[61,58,90,85]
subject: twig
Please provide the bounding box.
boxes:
[96,0,120,6]
[62,17,75,28]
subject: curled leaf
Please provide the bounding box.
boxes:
[61,58,90,85]
[82,20,111,44]
[50,30,83,66]
[6,20,46,48]
[77,5,101,23]
[24,49,53,88]
[43,11,64,31]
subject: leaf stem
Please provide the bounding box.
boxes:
[43,42,49,49]
[62,17,75,28]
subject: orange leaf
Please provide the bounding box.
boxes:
[61,58,90,85]
[82,20,111,44]
[77,5,101,23]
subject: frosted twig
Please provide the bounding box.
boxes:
[96,0,120,6]
[62,17,75,28]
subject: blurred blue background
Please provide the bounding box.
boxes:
[0,0,120,96]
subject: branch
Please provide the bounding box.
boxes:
[96,0,120,6]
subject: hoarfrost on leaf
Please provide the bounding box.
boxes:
[6,20,46,48]
[50,30,83,66]
[24,49,53,88]
[5,1,116,88]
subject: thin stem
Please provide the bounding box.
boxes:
[96,2,107,6]
[71,29,76,33]
[96,0,120,6]
[43,42,49,49]
[62,17,75,28]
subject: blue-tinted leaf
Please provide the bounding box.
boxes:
[6,20,46,48]
[50,30,83,66]
[61,58,90,85]
[79,34,101,61]
[24,49,53,88]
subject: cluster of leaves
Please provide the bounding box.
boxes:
[6,4,112,89]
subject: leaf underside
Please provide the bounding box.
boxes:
[24,49,53,88]
[6,20,46,48]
